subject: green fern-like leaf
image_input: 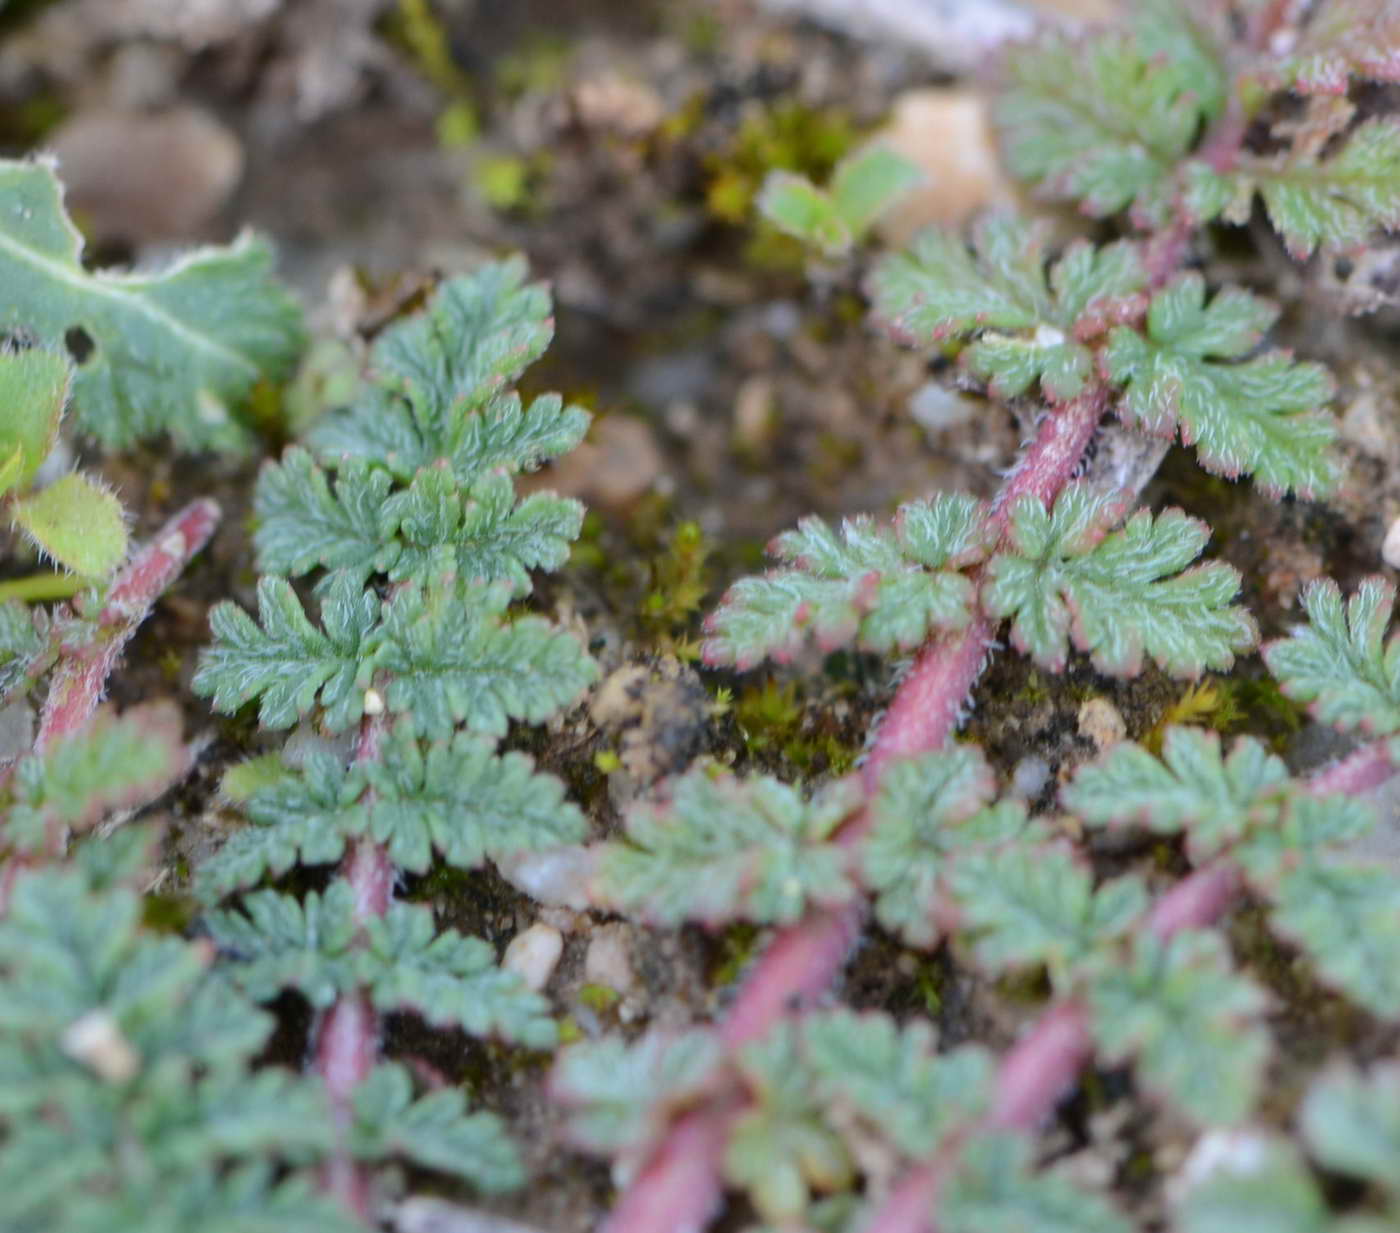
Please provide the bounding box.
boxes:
[982,484,1255,677]
[349,1063,523,1192]
[701,492,989,669]
[373,574,597,739]
[207,881,556,1047]
[1264,577,1400,737]
[949,844,1148,986]
[0,599,45,703]
[801,1011,992,1158]
[1086,930,1270,1125]
[1266,1,1400,96]
[193,573,378,731]
[993,6,1226,226]
[1103,273,1338,497]
[861,747,1043,947]
[592,767,859,927]
[0,157,303,450]
[870,216,1145,401]
[1062,728,1291,862]
[941,1131,1131,1233]
[552,1029,724,1158]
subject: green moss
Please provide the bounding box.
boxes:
[578,983,621,1013]
[735,678,859,775]
[640,520,713,656]
[711,922,760,988]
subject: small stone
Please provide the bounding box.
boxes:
[502,923,564,993]
[363,687,386,717]
[1383,516,1400,569]
[1077,697,1126,751]
[497,846,595,910]
[1010,755,1051,801]
[572,73,664,138]
[584,924,636,998]
[61,1008,140,1083]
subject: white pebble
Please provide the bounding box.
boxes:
[584,925,636,997]
[1383,516,1400,570]
[61,1008,140,1083]
[1077,697,1127,751]
[502,923,563,992]
[1010,755,1051,801]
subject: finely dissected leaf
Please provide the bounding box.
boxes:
[941,1131,1130,1233]
[0,599,44,702]
[0,345,68,494]
[193,573,378,731]
[1301,1063,1400,1190]
[195,751,361,901]
[801,1011,992,1158]
[1235,792,1378,881]
[592,767,859,927]
[208,882,556,1047]
[862,747,1041,947]
[870,216,1145,401]
[1063,728,1290,861]
[994,13,1223,225]
[727,1024,856,1224]
[1174,1138,1330,1233]
[350,1063,522,1192]
[983,484,1255,677]
[0,157,303,450]
[5,702,188,852]
[1264,578,1400,737]
[1259,857,1400,1018]
[1086,931,1270,1125]
[1194,120,1400,259]
[552,1029,724,1158]
[702,492,988,668]
[949,844,1147,985]
[373,574,597,739]
[362,721,586,873]
[1267,0,1400,96]
[1103,274,1338,497]
[11,471,128,577]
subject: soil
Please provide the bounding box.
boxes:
[4,1,1400,1230]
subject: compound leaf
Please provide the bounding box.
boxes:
[1103,274,1338,497]
[350,1063,522,1192]
[1267,1,1400,95]
[862,747,1041,947]
[941,1131,1130,1233]
[1087,931,1270,1125]
[983,484,1255,677]
[702,492,988,669]
[193,573,377,731]
[1063,728,1290,861]
[0,157,303,450]
[1264,578,1400,737]
[592,767,859,927]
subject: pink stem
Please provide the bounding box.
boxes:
[991,387,1108,522]
[988,1000,1095,1132]
[1308,741,1397,797]
[38,499,220,751]
[1147,862,1241,939]
[601,1104,737,1233]
[315,712,393,1220]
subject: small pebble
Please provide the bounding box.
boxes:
[1383,515,1400,569]
[1010,755,1051,801]
[60,1008,140,1083]
[585,924,636,998]
[502,923,564,992]
[1077,697,1126,751]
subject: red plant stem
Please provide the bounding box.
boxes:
[316,712,393,1219]
[1308,740,1397,797]
[37,499,220,752]
[990,386,1109,523]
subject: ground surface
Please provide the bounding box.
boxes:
[4,1,1400,1229]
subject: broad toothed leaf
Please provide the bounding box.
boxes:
[1103,274,1338,497]
[1301,1062,1400,1192]
[552,1029,724,1159]
[941,1131,1130,1233]
[1086,930,1270,1126]
[994,10,1225,226]
[949,844,1147,986]
[1173,1138,1328,1233]
[1063,728,1290,861]
[727,1024,856,1224]
[870,216,1145,401]
[5,703,188,853]
[702,492,987,668]
[193,573,378,731]
[11,471,128,577]
[349,1063,523,1192]
[207,882,556,1047]
[801,1011,993,1158]
[373,574,596,739]
[983,484,1255,677]
[592,768,859,927]
[0,157,303,450]
[861,747,1043,947]
[1264,578,1400,737]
